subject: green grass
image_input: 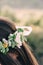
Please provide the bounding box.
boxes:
[0,10,20,23]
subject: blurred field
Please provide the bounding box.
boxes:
[1,6,43,25]
[0,6,43,65]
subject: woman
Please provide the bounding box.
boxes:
[0,17,39,65]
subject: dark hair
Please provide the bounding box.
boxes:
[0,17,38,65]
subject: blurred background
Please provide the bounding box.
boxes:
[0,0,43,65]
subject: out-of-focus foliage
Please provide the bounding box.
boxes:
[25,16,43,27]
[0,10,20,23]
[24,16,43,65]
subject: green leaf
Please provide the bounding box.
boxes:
[17,28,23,32]
[8,34,16,41]
[8,40,11,47]
[11,41,15,48]
[13,34,16,39]
[24,37,27,42]
[11,40,18,48]
[1,47,5,53]
[5,47,9,53]
[0,41,3,49]
[20,35,27,42]
[20,35,23,42]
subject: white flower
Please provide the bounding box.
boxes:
[15,32,22,48]
[8,40,11,46]
[2,38,8,44]
[10,34,13,36]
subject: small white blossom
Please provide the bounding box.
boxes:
[15,32,22,48]
[2,38,8,44]
[8,40,11,46]
[10,34,13,36]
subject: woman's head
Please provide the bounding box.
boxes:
[0,17,39,65]
[0,17,16,40]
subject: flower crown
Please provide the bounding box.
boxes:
[0,26,32,54]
